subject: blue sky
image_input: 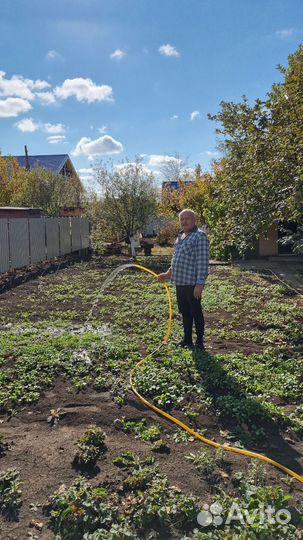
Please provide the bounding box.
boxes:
[0,0,302,187]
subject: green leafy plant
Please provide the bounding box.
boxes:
[74,425,107,467]
[0,468,23,517]
[173,428,195,444]
[186,448,228,478]
[114,416,161,442]
[45,477,114,540]
[113,451,154,469]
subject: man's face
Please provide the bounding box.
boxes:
[179,212,196,233]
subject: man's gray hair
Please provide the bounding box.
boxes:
[178,208,197,219]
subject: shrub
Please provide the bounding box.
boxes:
[157,220,178,246]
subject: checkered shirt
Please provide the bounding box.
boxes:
[170,227,209,286]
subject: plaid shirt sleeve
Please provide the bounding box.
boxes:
[168,236,179,272]
[195,232,209,285]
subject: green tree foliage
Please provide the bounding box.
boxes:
[0,156,30,206]
[94,160,158,242]
[267,46,303,223]
[12,168,84,216]
[207,45,303,256]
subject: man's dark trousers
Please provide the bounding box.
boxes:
[176,285,205,345]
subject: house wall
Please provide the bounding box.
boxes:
[0,209,42,219]
[258,223,279,257]
[59,207,83,217]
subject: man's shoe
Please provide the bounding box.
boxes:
[178,339,194,349]
[195,342,205,351]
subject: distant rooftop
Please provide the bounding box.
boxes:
[162,180,195,190]
[13,154,72,174]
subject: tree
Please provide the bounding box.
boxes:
[182,171,213,224]
[160,180,188,216]
[0,156,30,206]
[94,159,158,242]
[11,168,84,216]
[267,45,303,225]
[159,153,186,183]
[207,45,303,256]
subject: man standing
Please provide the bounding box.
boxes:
[158,209,209,350]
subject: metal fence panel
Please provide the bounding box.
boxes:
[29,218,46,264]
[10,219,30,269]
[0,216,91,275]
[45,218,59,259]
[0,220,10,273]
[80,218,90,248]
[59,218,71,255]
[71,217,81,251]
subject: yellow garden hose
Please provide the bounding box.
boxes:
[128,264,303,485]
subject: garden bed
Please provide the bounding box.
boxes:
[0,257,302,539]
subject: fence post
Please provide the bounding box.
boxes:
[28,218,31,265]
[0,219,10,273]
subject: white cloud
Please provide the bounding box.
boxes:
[110,49,126,60]
[0,71,114,110]
[183,167,196,179]
[147,154,182,167]
[44,122,65,134]
[0,97,32,117]
[170,115,179,120]
[47,135,66,144]
[72,135,124,157]
[190,110,200,121]
[36,91,56,105]
[202,150,219,157]
[77,168,95,185]
[14,118,66,134]
[275,28,294,39]
[0,71,50,100]
[30,79,50,91]
[79,175,95,182]
[158,44,180,57]
[45,49,63,61]
[14,117,40,132]
[151,169,161,177]
[78,168,94,174]
[98,125,107,134]
[55,78,113,103]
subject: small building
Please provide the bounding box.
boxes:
[246,221,299,258]
[59,206,84,217]
[0,207,42,219]
[162,180,194,190]
[13,154,78,178]
[258,223,279,257]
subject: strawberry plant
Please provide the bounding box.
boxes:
[74,425,107,468]
[0,468,22,518]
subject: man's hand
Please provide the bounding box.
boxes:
[194,284,204,300]
[157,271,171,283]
